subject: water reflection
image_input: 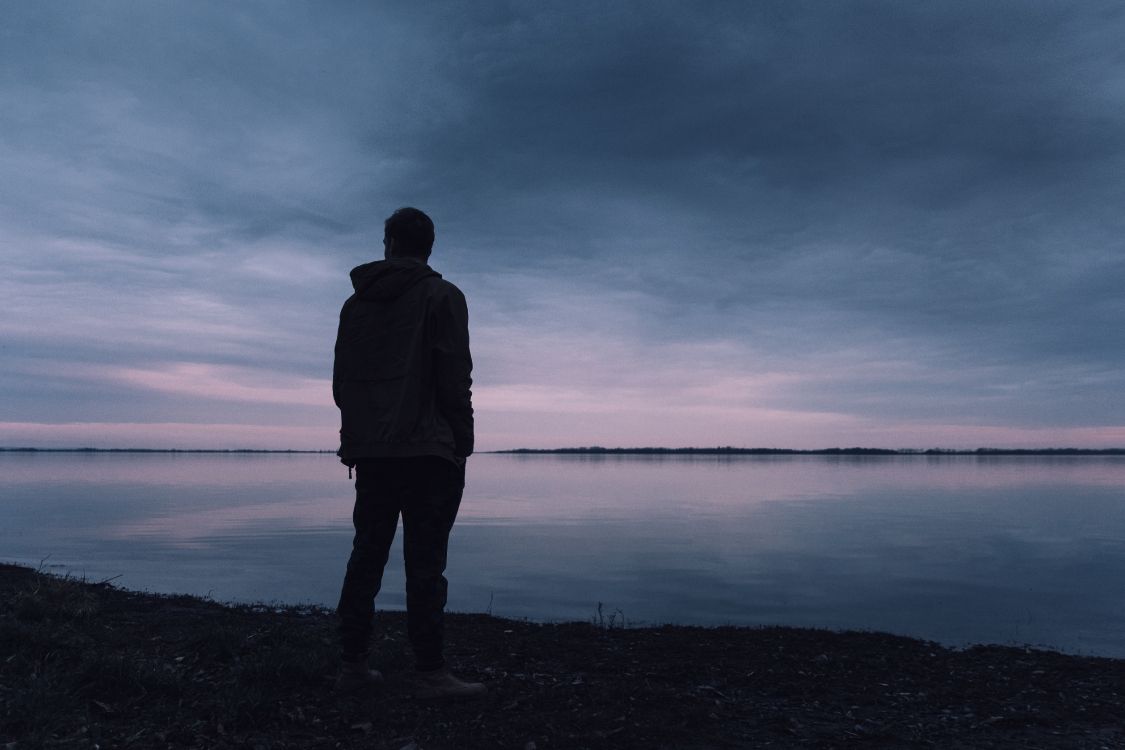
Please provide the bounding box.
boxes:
[2,452,1124,656]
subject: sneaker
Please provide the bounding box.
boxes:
[410,667,487,700]
[336,659,384,693]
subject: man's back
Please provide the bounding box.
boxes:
[333,257,473,465]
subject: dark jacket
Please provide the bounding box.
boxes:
[333,258,474,465]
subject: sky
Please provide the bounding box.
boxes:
[3,1,1125,451]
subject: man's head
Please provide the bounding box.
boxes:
[383,207,435,261]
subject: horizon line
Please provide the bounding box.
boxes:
[3,446,1125,455]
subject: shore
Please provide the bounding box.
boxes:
[3,564,1123,749]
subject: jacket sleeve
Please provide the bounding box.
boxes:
[432,286,474,457]
[332,299,349,410]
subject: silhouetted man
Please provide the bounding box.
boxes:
[333,207,483,699]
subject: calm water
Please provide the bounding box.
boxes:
[2,452,1124,657]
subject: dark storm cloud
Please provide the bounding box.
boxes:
[2,1,1124,445]
[407,1,1122,201]
[385,1,1125,428]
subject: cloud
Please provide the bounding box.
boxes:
[2,1,1124,448]
[107,363,330,408]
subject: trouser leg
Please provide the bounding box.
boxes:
[337,460,401,662]
[401,457,465,671]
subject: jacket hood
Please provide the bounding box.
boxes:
[350,259,440,301]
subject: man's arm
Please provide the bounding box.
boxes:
[332,300,350,410]
[432,286,474,457]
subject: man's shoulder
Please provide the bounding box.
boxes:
[423,274,467,301]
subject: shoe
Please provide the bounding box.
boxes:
[336,659,384,693]
[410,667,487,700]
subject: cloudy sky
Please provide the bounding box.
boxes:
[3,1,1124,450]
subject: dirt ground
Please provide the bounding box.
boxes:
[2,563,1123,749]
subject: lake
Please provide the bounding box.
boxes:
[2,451,1124,657]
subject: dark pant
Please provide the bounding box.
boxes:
[337,455,464,671]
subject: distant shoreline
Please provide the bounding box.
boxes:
[493,446,1125,456]
[4,446,1123,456]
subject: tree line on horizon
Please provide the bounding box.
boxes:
[2,446,1123,456]
[494,446,1125,456]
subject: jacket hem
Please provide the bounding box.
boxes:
[339,441,457,465]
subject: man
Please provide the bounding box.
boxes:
[333,207,484,699]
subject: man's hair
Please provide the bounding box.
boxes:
[384,207,435,259]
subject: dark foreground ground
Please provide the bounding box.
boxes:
[2,564,1123,750]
